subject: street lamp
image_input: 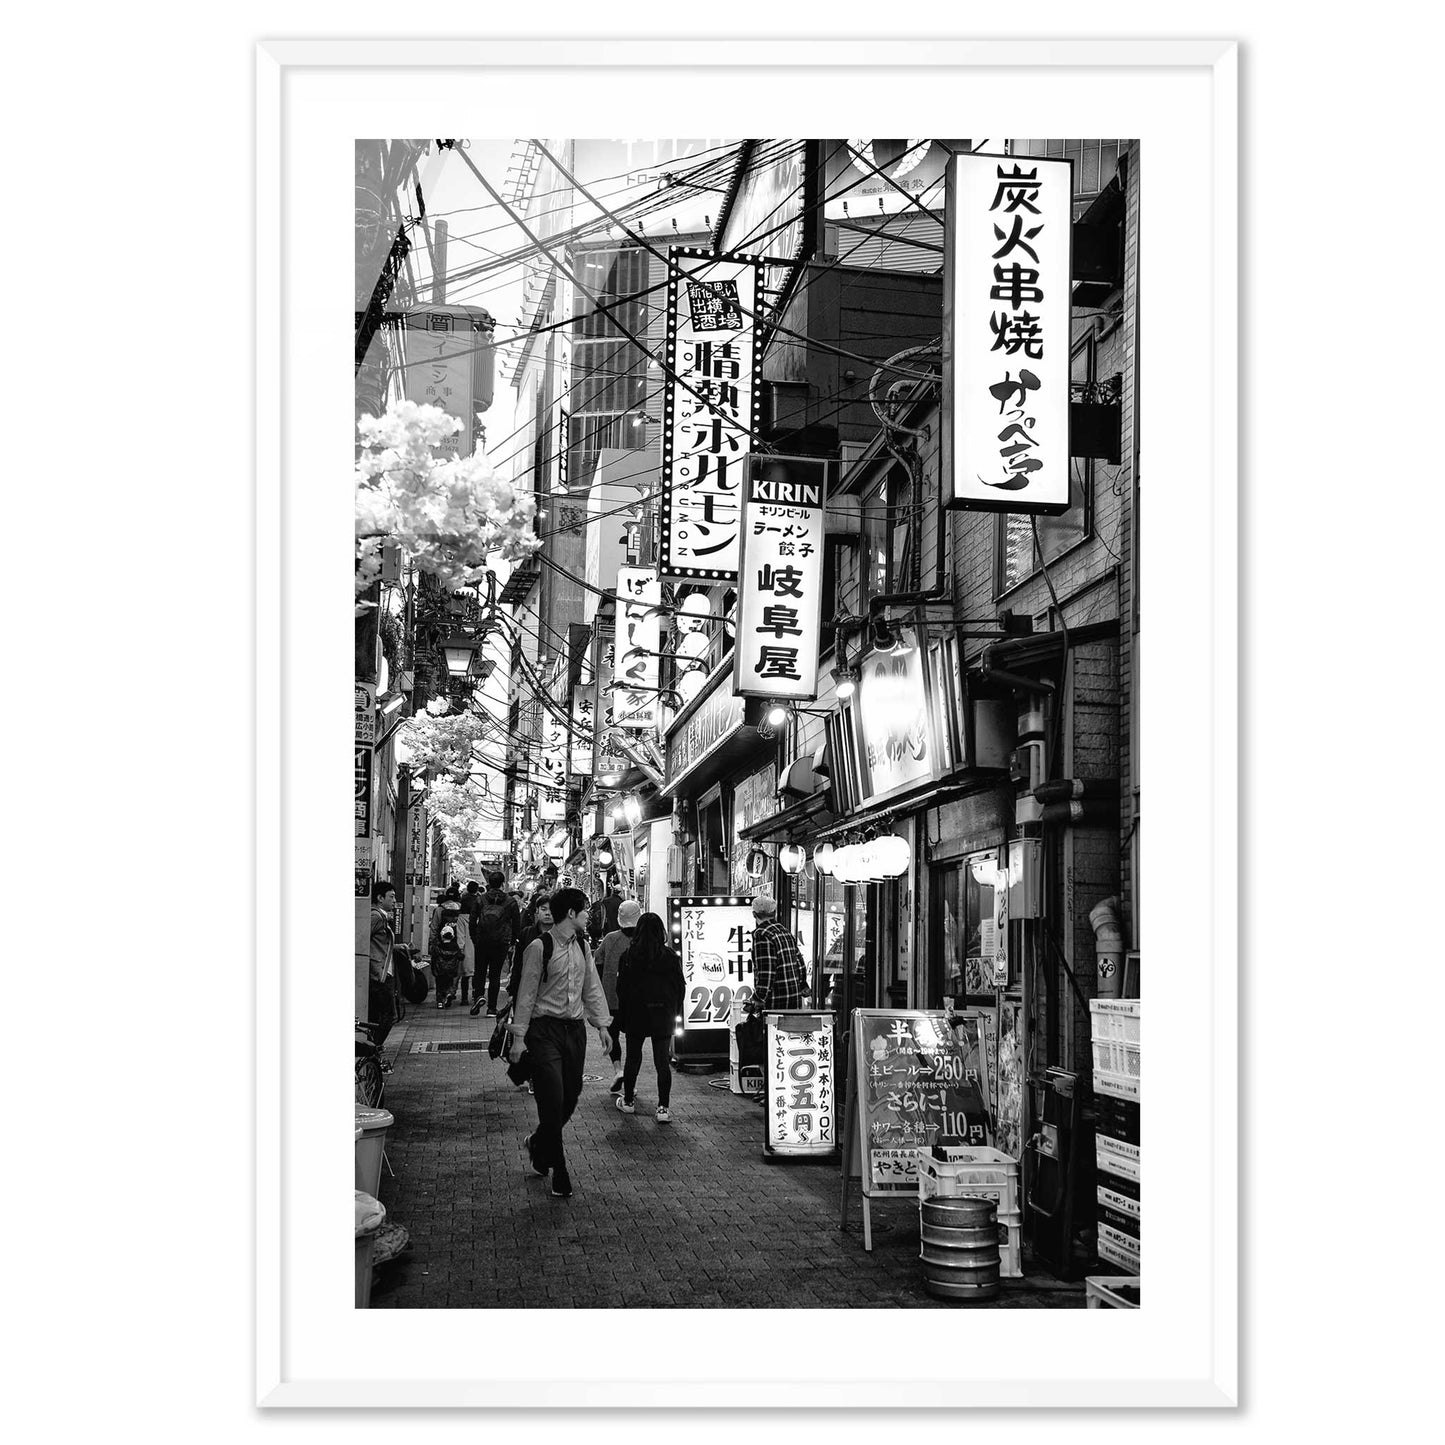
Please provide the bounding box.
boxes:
[441,631,480,676]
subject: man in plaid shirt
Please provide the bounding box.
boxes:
[747,893,810,1012]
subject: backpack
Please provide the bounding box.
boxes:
[437,918,464,959]
[478,895,512,951]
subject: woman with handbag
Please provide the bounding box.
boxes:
[613,912,686,1124]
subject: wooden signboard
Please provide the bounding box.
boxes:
[839,1009,989,1251]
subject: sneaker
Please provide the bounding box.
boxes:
[437,1000,446,1010]
[609,1071,625,1095]
[525,1134,548,1177]
[655,1106,672,1124]
[469,999,483,1017]
[615,1096,635,1114]
[550,1167,573,1199]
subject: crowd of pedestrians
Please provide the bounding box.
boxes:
[365,872,812,1203]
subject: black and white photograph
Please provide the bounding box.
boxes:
[351,136,1143,1310]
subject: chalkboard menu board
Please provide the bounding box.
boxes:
[846,1009,989,1194]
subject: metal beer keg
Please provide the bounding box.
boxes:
[919,1195,1001,1301]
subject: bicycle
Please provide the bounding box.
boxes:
[355,1017,387,1109]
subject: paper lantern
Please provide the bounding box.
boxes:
[779,843,806,874]
[812,843,836,876]
[746,847,770,879]
[875,835,912,877]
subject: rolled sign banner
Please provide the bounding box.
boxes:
[943,151,1074,513]
[733,455,830,701]
[659,247,764,581]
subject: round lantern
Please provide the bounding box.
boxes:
[678,593,712,632]
[875,835,912,877]
[779,843,806,874]
[812,843,836,876]
[832,845,859,884]
[746,846,770,879]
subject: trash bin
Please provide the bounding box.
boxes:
[355,1104,393,1197]
[355,1190,386,1308]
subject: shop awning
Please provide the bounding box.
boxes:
[811,777,997,840]
[660,659,769,800]
[737,789,836,844]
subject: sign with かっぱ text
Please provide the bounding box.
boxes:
[733,455,830,701]
[765,1013,837,1156]
[944,152,1073,513]
[668,897,756,1032]
[612,566,661,729]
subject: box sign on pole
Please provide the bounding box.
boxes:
[354,683,375,897]
[943,152,1074,513]
[613,565,661,729]
[733,455,830,701]
[658,247,764,581]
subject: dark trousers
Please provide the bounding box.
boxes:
[622,1007,674,1106]
[367,978,396,1048]
[479,946,509,1013]
[526,1017,587,1172]
[608,1016,623,1066]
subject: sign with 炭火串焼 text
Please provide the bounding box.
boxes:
[944,152,1073,513]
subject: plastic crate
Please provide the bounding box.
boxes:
[1092,1037,1141,1077]
[1098,1223,1140,1272]
[1098,1182,1141,1222]
[1096,1134,1140,1181]
[1086,1275,1141,1309]
[999,1213,1022,1279]
[1090,999,1141,1044]
[1094,1067,1141,1103]
[918,1154,1021,1216]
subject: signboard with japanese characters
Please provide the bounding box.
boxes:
[397,305,493,459]
[764,1013,838,1157]
[613,566,662,729]
[733,455,830,700]
[668,896,756,1033]
[943,152,1074,512]
[847,1010,990,1192]
[354,683,375,896]
[569,686,594,779]
[857,624,935,801]
[539,708,569,793]
[659,248,764,580]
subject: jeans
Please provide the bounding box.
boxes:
[525,1016,587,1172]
[622,1006,674,1106]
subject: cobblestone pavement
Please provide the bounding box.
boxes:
[370,995,1086,1310]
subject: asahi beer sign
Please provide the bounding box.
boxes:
[668,897,756,1031]
[613,566,661,729]
[733,455,830,700]
[944,152,1073,513]
[659,247,763,581]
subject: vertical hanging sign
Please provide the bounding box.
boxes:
[659,247,763,581]
[943,152,1074,513]
[569,686,595,779]
[733,455,830,700]
[354,683,375,897]
[613,566,661,729]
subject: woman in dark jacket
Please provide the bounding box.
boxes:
[614,911,686,1123]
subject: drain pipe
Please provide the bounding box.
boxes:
[1089,895,1125,1000]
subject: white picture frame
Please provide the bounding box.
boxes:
[258,36,1237,1408]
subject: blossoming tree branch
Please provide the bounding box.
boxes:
[355,399,541,612]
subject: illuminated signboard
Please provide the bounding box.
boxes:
[943,151,1073,513]
[764,1013,837,1157]
[733,455,830,701]
[668,896,756,1032]
[659,247,763,581]
[613,566,661,729]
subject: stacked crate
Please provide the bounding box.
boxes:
[917,1145,1023,1278]
[1091,1000,1140,1278]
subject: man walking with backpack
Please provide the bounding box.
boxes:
[470,871,522,1017]
[507,887,611,1199]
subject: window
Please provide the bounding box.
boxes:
[570,246,650,486]
[931,851,1009,1005]
[996,334,1096,596]
[1013,139,1124,219]
[860,463,913,606]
